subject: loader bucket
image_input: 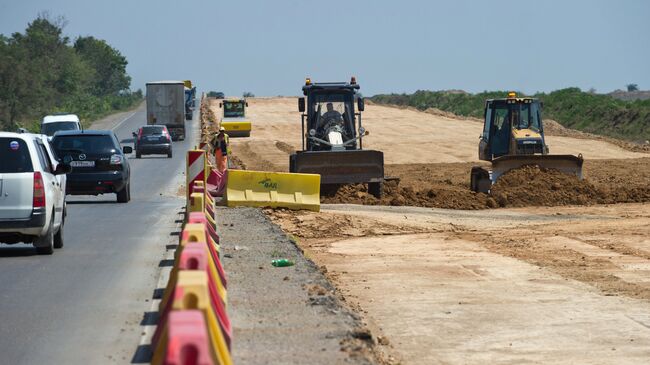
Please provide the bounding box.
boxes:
[291,150,384,185]
[221,120,251,137]
[491,154,584,183]
[224,170,321,211]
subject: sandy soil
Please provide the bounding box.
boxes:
[209,96,650,364]
[209,97,646,170]
[267,203,650,364]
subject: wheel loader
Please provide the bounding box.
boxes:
[289,77,385,197]
[470,92,583,193]
[218,98,251,137]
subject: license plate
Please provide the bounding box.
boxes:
[70,161,95,167]
[146,136,159,141]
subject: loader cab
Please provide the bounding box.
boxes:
[298,78,365,152]
[479,93,547,161]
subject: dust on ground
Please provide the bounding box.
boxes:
[266,203,650,364]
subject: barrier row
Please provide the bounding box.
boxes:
[151,152,232,364]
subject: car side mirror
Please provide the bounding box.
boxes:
[357,97,365,112]
[54,163,72,175]
[123,146,133,154]
[298,97,305,112]
[132,132,137,138]
[219,102,222,108]
[245,102,249,107]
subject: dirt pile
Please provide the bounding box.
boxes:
[320,159,650,209]
[490,166,602,207]
[321,180,489,210]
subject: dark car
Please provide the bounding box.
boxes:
[132,125,172,158]
[51,130,132,203]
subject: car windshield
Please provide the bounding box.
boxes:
[41,121,79,136]
[223,101,245,118]
[141,126,164,135]
[52,135,117,155]
[0,137,34,173]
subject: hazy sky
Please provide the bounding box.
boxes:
[1,0,648,96]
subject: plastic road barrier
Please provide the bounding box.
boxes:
[225,170,321,212]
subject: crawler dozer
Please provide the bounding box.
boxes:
[470,92,583,193]
[289,77,385,197]
[218,98,251,137]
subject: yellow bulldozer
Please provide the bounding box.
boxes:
[218,98,251,137]
[470,92,583,193]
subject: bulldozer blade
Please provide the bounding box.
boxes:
[225,170,321,212]
[491,154,584,183]
[291,150,384,185]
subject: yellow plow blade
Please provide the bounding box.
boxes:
[225,170,321,212]
[221,121,251,137]
[491,154,584,183]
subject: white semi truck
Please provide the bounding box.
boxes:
[146,81,186,141]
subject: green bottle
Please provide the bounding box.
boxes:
[272,259,295,267]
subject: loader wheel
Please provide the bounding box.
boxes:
[289,154,296,173]
[470,166,491,193]
[368,182,382,199]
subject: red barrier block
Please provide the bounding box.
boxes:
[164,311,214,365]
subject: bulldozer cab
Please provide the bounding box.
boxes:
[479,93,546,161]
[220,99,247,118]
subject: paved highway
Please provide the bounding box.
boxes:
[0,106,196,364]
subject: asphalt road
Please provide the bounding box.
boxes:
[0,106,195,364]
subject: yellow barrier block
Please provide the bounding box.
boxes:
[188,192,204,214]
[174,271,233,365]
[225,170,320,212]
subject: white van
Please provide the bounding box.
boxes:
[41,114,81,137]
[0,132,71,254]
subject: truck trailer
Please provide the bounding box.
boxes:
[146,81,186,141]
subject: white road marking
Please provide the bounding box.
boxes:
[112,111,138,131]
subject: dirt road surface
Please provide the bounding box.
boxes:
[268,203,650,364]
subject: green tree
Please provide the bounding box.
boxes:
[627,83,639,92]
[74,36,131,96]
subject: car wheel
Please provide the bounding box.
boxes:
[35,215,54,255]
[136,151,142,159]
[167,150,173,158]
[117,182,130,203]
[54,219,64,249]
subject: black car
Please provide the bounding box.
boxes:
[51,130,132,203]
[133,125,172,158]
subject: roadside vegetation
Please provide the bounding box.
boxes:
[0,14,142,132]
[371,87,650,143]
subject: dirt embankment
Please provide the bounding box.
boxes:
[322,158,650,209]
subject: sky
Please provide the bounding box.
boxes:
[1,0,649,96]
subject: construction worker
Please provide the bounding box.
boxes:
[211,127,230,172]
[322,102,343,123]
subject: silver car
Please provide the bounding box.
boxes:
[0,132,71,254]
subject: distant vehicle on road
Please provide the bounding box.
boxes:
[132,125,172,158]
[51,130,132,203]
[0,132,71,254]
[208,91,225,99]
[146,81,186,141]
[40,113,81,137]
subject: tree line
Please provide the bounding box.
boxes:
[0,14,142,131]
[371,88,650,143]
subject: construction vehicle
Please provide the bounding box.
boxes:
[470,92,583,193]
[218,98,251,137]
[289,77,385,198]
[184,80,197,120]
[146,81,186,141]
